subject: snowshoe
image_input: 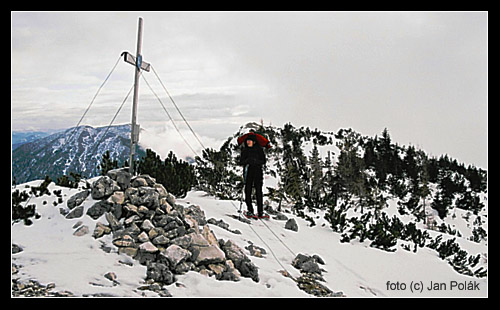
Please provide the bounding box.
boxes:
[258,213,270,220]
[244,211,258,219]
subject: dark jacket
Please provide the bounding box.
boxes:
[240,138,266,184]
[240,143,266,167]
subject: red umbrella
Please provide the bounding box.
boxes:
[237,132,271,149]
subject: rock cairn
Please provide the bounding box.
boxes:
[66,168,259,292]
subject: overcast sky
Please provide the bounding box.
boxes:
[11,11,487,168]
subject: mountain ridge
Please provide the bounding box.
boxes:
[12,124,145,184]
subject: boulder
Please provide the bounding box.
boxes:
[220,239,259,282]
[91,176,119,200]
[201,225,218,247]
[125,187,140,206]
[301,260,322,274]
[184,205,206,226]
[171,232,209,250]
[153,183,169,198]
[152,234,169,246]
[162,244,191,267]
[139,241,159,253]
[146,262,175,285]
[118,247,138,257]
[104,271,117,283]
[93,222,111,239]
[105,212,121,231]
[106,168,132,190]
[220,260,241,281]
[131,177,148,188]
[141,219,155,232]
[191,245,226,266]
[65,205,84,219]
[12,244,23,254]
[73,225,89,237]
[66,190,89,210]
[285,218,299,232]
[86,200,113,220]
[108,191,125,205]
[126,186,160,210]
[292,253,312,270]
[139,187,160,209]
[113,234,135,248]
[138,231,149,243]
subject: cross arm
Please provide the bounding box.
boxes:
[121,51,150,72]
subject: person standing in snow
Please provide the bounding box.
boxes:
[240,134,268,219]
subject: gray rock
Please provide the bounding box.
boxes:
[106,168,132,190]
[191,245,226,266]
[104,271,117,282]
[93,222,111,239]
[301,260,322,274]
[153,183,169,198]
[65,205,84,219]
[152,234,169,246]
[12,244,23,254]
[171,232,208,250]
[91,176,119,200]
[285,218,299,232]
[184,205,207,226]
[86,200,113,220]
[141,219,155,232]
[139,175,157,186]
[220,239,259,282]
[162,244,191,267]
[113,234,135,247]
[292,253,312,270]
[108,191,125,205]
[219,260,241,281]
[105,212,121,231]
[118,247,138,257]
[292,253,323,274]
[131,177,148,187]
[173,262,194,275]
[313,254,325,265]
[126,186,160,210]
[138,231,149,243]
[66,190,89,210]
[125,187,140,205]
[73,225,89,237]
[146,262,175,285]
[139,241,159,253]
[138,187,160,209]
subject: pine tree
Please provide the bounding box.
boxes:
[137,149,197,198]
[99,150,118,176]
[307,145,324,210]
[282,144,305,206]
[334,128,365,203]
[417,150,431,224]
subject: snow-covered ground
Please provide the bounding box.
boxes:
[11,179,487,297]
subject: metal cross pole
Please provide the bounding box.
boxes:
[121,17,150,174]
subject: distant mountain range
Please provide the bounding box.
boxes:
[12,124,145,183]
[12,131,55,150]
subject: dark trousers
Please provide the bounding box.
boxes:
[244,167,263,215]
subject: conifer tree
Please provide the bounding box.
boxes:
[99,150,118,176]
[308,144,324,209]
